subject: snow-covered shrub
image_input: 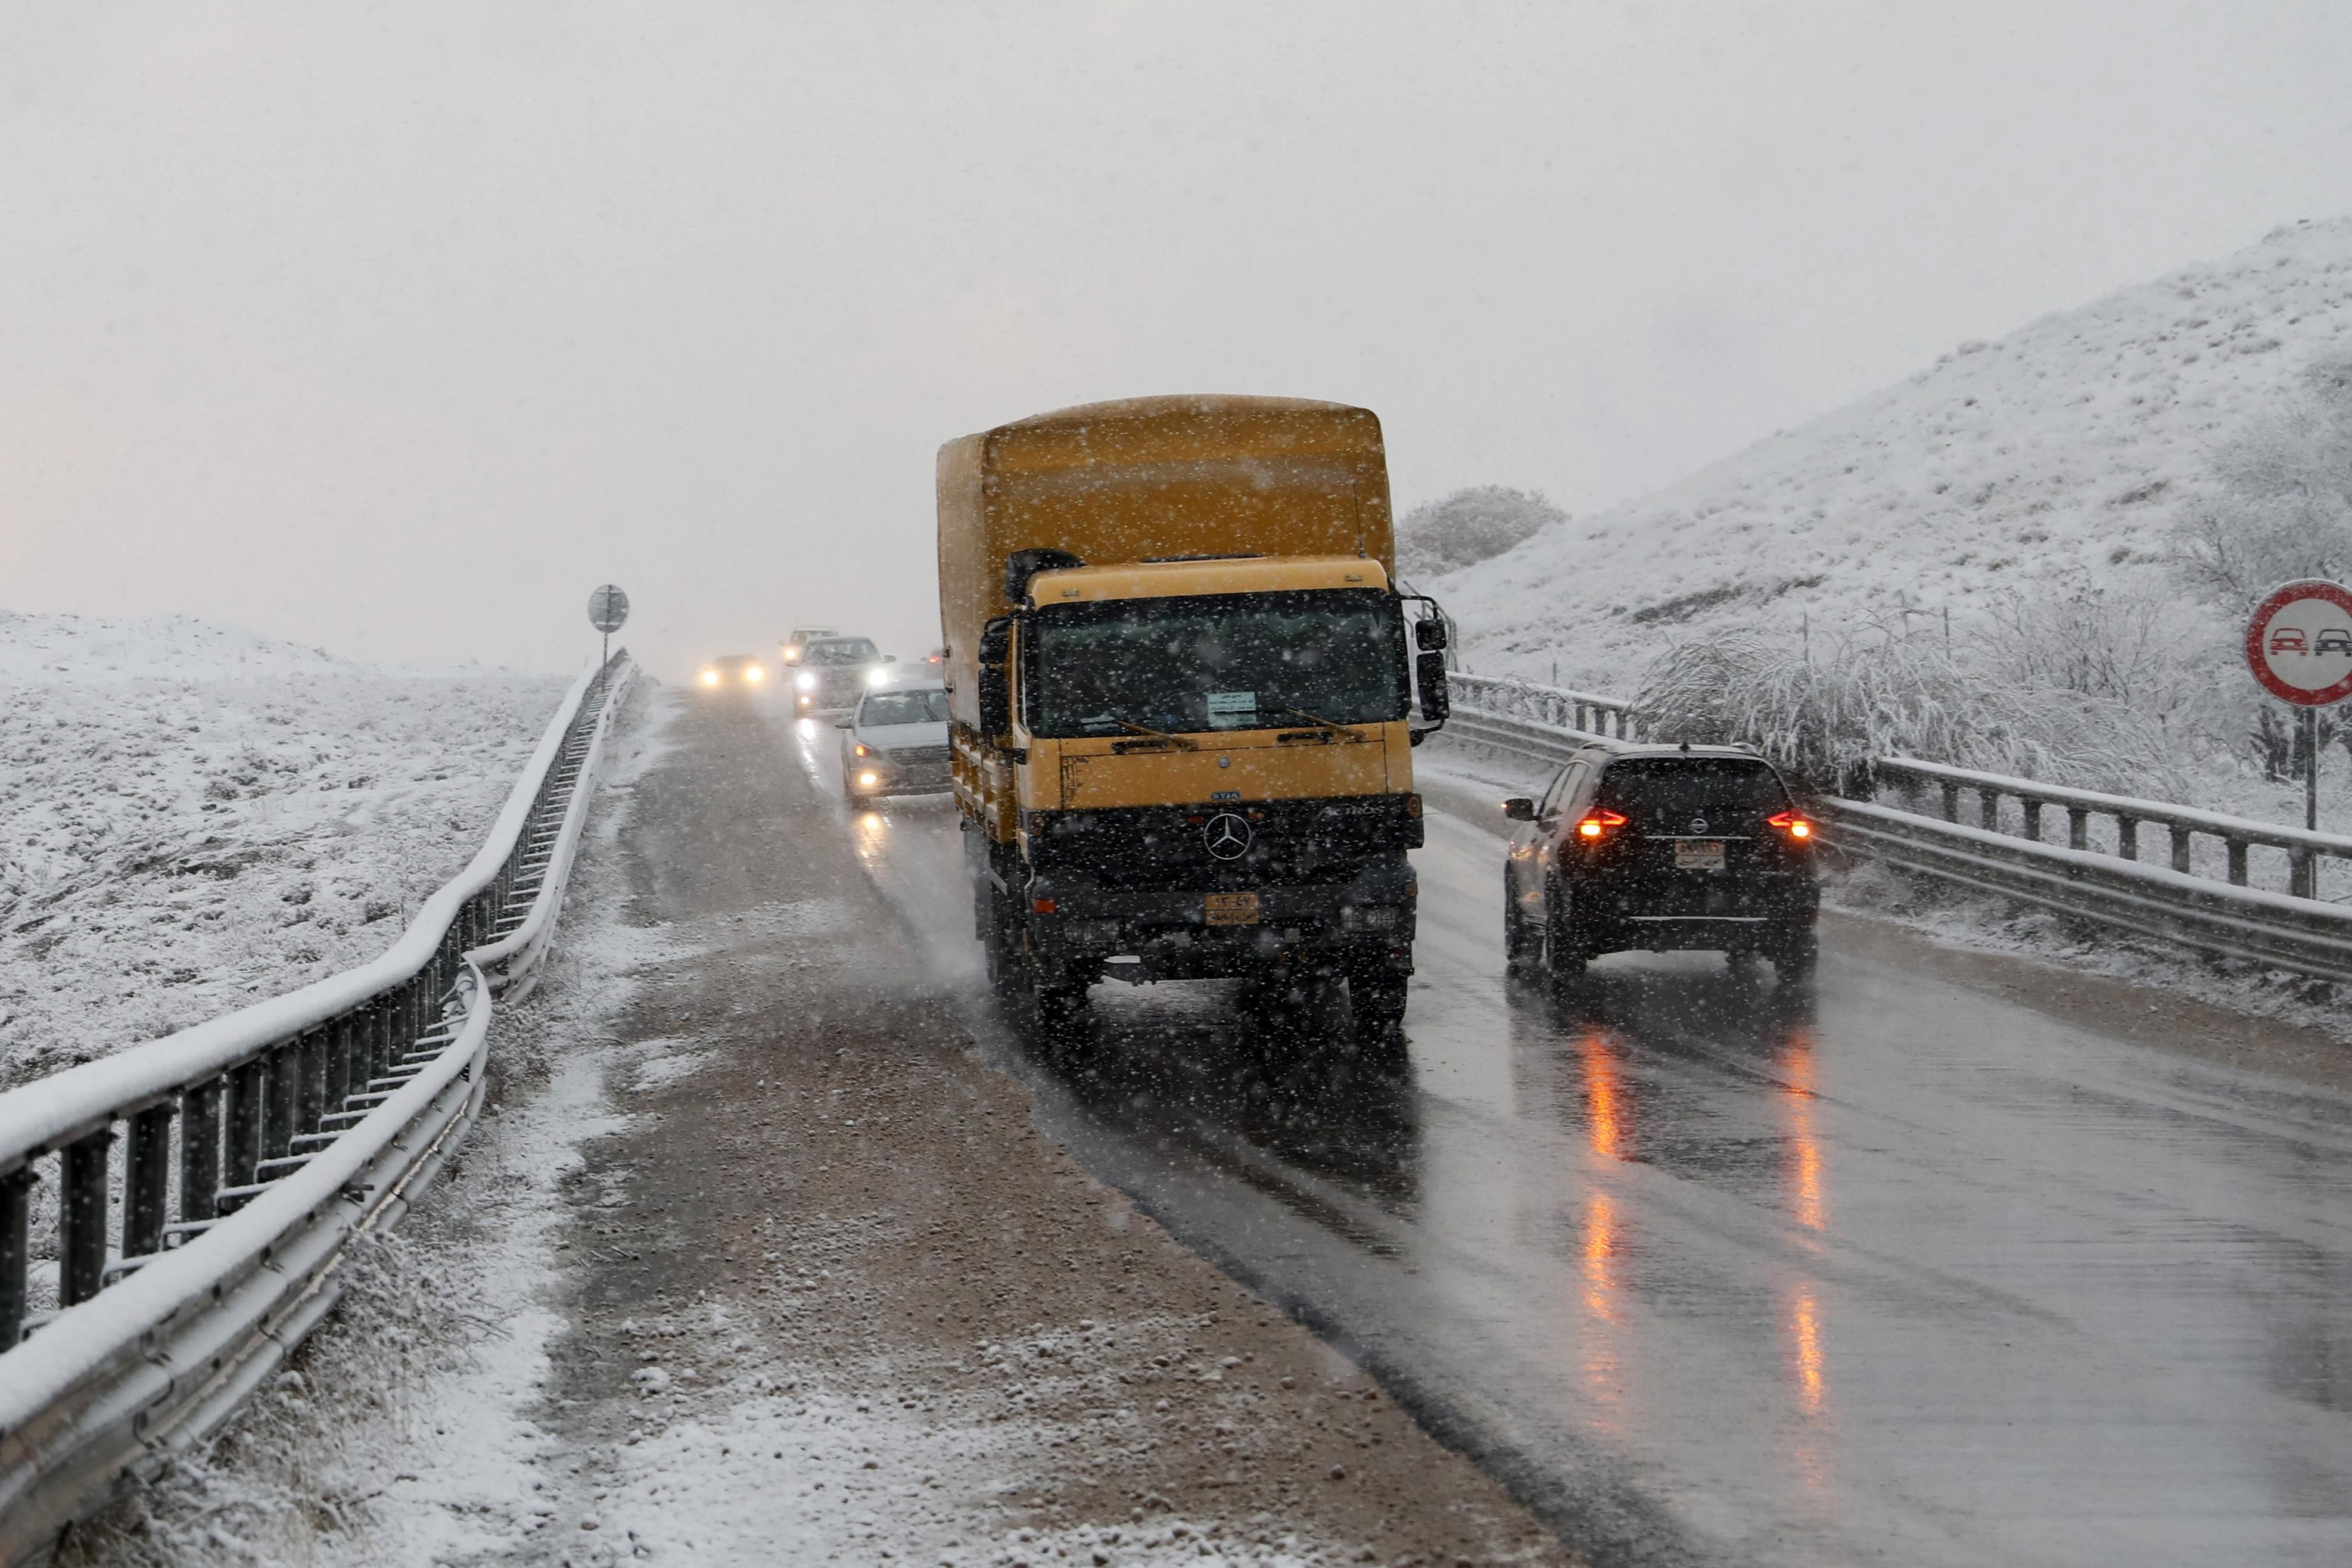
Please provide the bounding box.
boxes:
[2176,351,2352,606]
[1396,486,1564,578]
[1971,584,2229,749]
[1635,623,2187,799]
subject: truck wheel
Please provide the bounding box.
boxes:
[845,787,872,810]
[1350,970,1408,1033]
[982,891,1022,1000]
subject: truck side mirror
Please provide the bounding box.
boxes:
[977,615,1013,736]
[1415,651,1450,723]
[1502,797,1536,822]
[1415,617,1449,652]
[884,654,897,663]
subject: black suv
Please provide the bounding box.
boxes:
[1501,743,1818,980]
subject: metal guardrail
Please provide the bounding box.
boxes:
[1869,755,2352,900]
[0,651,632,1560]
[1446,673,1640,740]
[1443,682,2352,985]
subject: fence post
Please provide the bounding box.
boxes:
[2170,826,2194,875]
[122,1104,174,1259]
[1940,782,1960,823]
[1979,789,2000,831]
[2068,807,2089,851]
[2117,817,2139,861]
[182,1078,222,1224]
[2022,800,2043,841]
[59,1130,113,1307]
[2292,848,2315,900]
[0,1169,31,1348]
[2227,839,2250,886]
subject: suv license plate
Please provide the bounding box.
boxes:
[1205,892,1262,926]
[1674,841,1726,872]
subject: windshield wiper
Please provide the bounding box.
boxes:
[1103,716,1199,749]
[1280,707,1367,739]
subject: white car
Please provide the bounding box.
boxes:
[836,682,951,808]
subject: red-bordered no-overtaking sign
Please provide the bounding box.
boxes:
[2246,578,2352,707]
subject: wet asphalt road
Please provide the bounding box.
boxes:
[770,701,2352,1567]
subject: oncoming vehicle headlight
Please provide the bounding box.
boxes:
[699,669,719,687]
[857,771,879,788]
[745,665,764,683]
[796,671,817,692]
[1340,905,1400,932]
[866,667,892,687]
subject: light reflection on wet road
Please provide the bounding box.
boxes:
[776,708,2352,1566]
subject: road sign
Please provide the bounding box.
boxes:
[2245,579,2352,707]
[587,584,630,634]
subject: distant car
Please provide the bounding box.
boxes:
[836,681,951,807]
[1502,742,1818,981]
[2272,628,2309,655]
[780,626,839,665]
[791,636,892,712]
[921,646,947,668]
[2317,629,2352,655]
[696,654,768,692]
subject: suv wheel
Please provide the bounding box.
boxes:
[1772,928,1819,982]
[1502,878,1539,972]
[1544,885,1588,982]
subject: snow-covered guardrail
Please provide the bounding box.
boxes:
[1443,675,2352,985]
[0,651,633,1562]
[1446,672,1640,741]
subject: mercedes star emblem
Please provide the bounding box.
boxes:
[1690,817,1709,833]
[1203,813,1253,860]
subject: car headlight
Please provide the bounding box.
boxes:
[866,667,891,687]
[782,648,801,663]
[857,771,879,788]
[745,665,764,682]
[700,670,718,686]
[796,671,817,691]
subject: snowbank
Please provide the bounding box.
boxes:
[0,611,567,1087]
[1439,217,2352,694]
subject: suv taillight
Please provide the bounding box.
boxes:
[1767,810,1813,840]
[1576,809,1628,841]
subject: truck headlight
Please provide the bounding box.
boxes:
[1340,905,1399,932]
[796,671,817,692]
[699,669,719,687]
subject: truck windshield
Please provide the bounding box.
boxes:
[1023,589,1407,738]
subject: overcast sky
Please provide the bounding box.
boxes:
[4,2,2349,677]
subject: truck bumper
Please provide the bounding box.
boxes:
[1021,861,1415,985]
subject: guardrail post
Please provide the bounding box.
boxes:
[264,1043,298,1161]
[2170,826,2194,875]
[1979,789,2001,831]
[1940,782,1960,822]
[226,1058,264,1188]
[2292,848,2315,900]
[2068,807,2089,851]
[182,1078,221,1224]
[60,1130,112,1307]
[2022,801,2043,841]
[324,1014,352,1116]
[2117,817,2139,861]
[122,1104,173,1258]
[297,1028,326,1138]
[2227,839,2250,886]
[0,1169,29,1348]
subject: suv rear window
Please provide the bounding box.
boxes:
[1595,758,1789,825]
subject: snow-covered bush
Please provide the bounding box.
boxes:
[1635,622,2188,799]
[2176,351,2352,607]
[1396,486,1564,578]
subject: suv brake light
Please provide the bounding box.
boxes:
[1767,810,1813,839]
[1576,810,1628,840]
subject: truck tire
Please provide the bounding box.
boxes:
[981,887,1022,1000]
[1349,969,1408,1034]
[1772,928,1819,982]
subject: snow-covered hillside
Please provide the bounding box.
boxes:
[0,612,568,1087]
[1441,217,2352,693]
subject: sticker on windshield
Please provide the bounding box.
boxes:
[1206,691,1258,729]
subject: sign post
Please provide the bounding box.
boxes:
[2244,578,2352,894]
[587,584,630,671]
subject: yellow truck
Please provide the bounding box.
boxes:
[937,394,1451,1037]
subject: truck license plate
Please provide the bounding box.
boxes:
[1674,841,1726,872]
[1204,892,1261,926]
